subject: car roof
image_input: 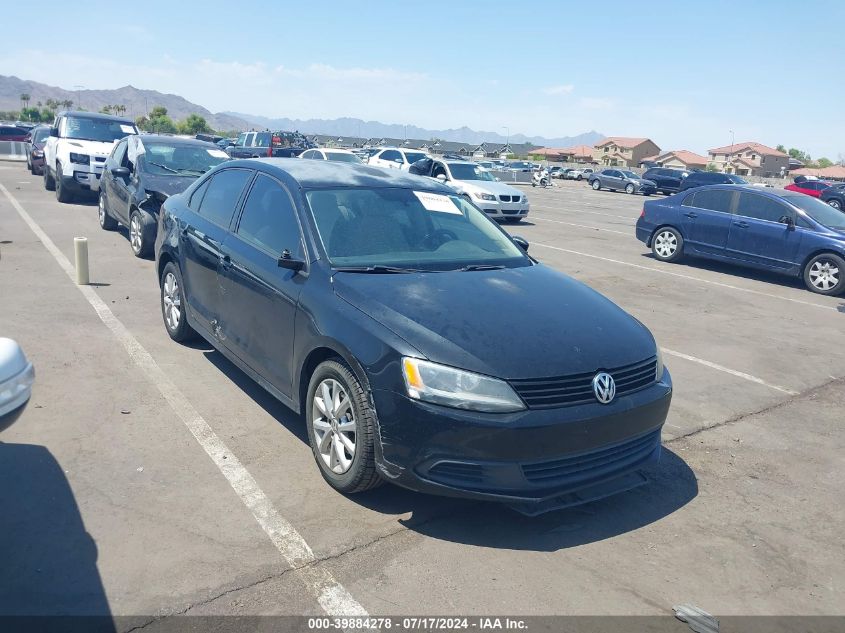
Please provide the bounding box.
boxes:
[57,110,134,124]
[136,134,218,147]
[239,157,456,192]
[318,148,355,154]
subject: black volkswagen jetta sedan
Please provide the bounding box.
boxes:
[155,159,672,514]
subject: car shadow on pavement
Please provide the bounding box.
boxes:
[0,441,116,631]
[201,350,698,550]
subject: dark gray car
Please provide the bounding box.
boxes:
[589,169,657,195]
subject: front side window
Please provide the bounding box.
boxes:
[60,116,137,142]
[735,193,790,223]
[197,169,253,228]
[380,150,401,162]
[253,132,271,147]
[236,174,303,257]
[111,139,128,167]
[305,187,529,271]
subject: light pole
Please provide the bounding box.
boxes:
[74,85,85,111]
[728,129,735,173]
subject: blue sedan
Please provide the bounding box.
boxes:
[636,185,845,296]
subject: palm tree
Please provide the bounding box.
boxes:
[36,101,42,108]
[101,105,113,114]
[20,93,30,109]
[61,99,73,110]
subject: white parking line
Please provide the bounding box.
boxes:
[0,183,369,618]
[531,241,837,312]
[530,215,631,236]
[662,348,799,395]
[531,204,637,222]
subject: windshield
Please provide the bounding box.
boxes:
[32,127,50,143]
[141,143,228,176]
[787,194,845,230]
[62,116,137,142]
[306,187,529,270]
[325,152,362,163]
[448,163,495,181]
[620,170,638,178]
[403,151,427,164]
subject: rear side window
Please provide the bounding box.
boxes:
[197,169,253,227]
[735,192,790,223]
[253,132,271,147]
[236,173,303,257]
[684,189,735,213]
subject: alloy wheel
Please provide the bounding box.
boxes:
[828,199,842,210]
[98,195,106,226]
[130,214,142,254]
[162,272,182,331]
[809,259,840,292]
[654,230,678,258]
[311,378,356,474]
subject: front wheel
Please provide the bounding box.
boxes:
[576,175,583,181]
[55,165,74,203]
[591,180,601,191]
[652,227,684,262]
[44,165,55,191]
[828,199,842,210]
[306,360,382,494]
[129,209,155,258]
[803,253,844,296]
[625,183,636,194]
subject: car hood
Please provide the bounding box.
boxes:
[141,173,197,199]
[62,139,118,157]
[451,180,523,196]
[333,264,657,379]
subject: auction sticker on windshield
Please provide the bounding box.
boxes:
[120,124,135,133]
[207,149,228,158]
[414,191,461,214]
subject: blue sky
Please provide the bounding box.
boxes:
[2,0,843,157]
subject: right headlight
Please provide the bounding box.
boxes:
[655,346,664,381]
[401,357,525,413]
[473,192,496,201]
[69,152,90,165]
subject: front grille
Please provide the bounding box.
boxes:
[511,195,521,203]
[499,195,511,202]
[522,429,660,484]
[94,156,106,162]
[510,356,657,409]
[428,461,484,484]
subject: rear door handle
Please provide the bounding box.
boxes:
[734,221,750,229]
[683,212,697,219]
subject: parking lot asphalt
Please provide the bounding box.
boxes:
[0,165,843,626]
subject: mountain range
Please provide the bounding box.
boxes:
[1,75,603,148]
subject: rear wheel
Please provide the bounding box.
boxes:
[306,360,382,494]
[803,253,844,296]
[98,192,118,230]
[591,179,601,190]
[651,227,684,262]
[160,262,197,342]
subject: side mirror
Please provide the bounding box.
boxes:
[111,166,130,179]
[394,158,403,164]
[435,174,447,182]
[0,338,35,433]
[49,127,59,137]
[278,249,305,272]
[511,235,530,252]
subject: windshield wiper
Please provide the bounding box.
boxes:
[148,161,180,174]
[333,265,432,274]
[453,264,506,272]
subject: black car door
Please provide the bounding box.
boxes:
[102,139,128,221]
[179,168,254,335]
[217,172,306,396]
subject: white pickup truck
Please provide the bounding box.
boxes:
[43,111,138,203]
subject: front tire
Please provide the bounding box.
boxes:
[652,227,684,262]
[55,165,74,203]
[625,183,636,194]
[129,209,155,258]
[160,262,197,342]
[803,253,844,296]
[98,192,118,230]
[591,180,601,190]
[306,359,382,494]
[828,199,842,210]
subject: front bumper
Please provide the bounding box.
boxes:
[62,156,108,192]
[477,198,530,219]
[372,369,672,511]
[636,184,657,195]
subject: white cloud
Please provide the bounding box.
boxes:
[543,84,574,95]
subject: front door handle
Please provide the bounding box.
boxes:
[683,212,697,219]
[219,254,232,270]
[734,221,750,229]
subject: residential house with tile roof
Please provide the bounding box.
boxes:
[593,137,661,167]
[707,142,789,177]
[650,150,709,171]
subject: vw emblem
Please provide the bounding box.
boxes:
[592,372,616,404]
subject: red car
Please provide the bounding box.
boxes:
[785,180,832,198]
[0,124,31,142]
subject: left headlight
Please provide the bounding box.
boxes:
[473,192,496,201]
[655,346,664,381]
[402,357,525,413]
[69,152,90,165]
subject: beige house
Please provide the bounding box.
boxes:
[650,150,709,171]
[593,137,661,167]
[707,142,789,177]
